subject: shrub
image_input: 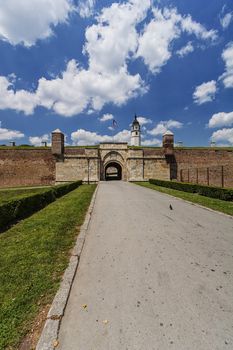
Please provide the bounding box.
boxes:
[53,181,82,198]
[149,179,233,201]
[0,181,82,231]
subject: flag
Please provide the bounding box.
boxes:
[112,119,117,128]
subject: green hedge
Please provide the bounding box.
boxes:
[0,181,82,231]
[149,179,233,201]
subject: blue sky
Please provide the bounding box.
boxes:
[0,0,233,146]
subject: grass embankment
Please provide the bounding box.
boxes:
[0,184,96,350]
[135,182,233,216]
[0,187,50,205]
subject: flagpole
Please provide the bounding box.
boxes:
[112,119,117,143]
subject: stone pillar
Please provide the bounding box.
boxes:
[163,130,174,155]
[52,129,64,157]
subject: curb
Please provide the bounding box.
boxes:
[36,184,99,350]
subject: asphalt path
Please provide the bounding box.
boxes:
[58,181,233,350]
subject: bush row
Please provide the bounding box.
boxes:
[149,179,233,201]
[0,181,82,232]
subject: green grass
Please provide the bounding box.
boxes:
[0,187,51,205]
[135,182,233,216]
[0,184,96,349]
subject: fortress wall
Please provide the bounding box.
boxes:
[56,157,99,183]
[65,148,86,155]
[142,149,170,181]
[223,165,233,188]
[127,159,143,181]
[144,159,170,181]
[0,146,232,188]
[58,148,99,183]
[0,149,55,188]
[174,149,233,187]
[143,149,164,157]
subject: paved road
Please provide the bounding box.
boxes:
[58,181,233,350]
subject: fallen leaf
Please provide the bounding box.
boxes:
[53,340,59,347]
[51,315,61,320]
[82,304,88,309]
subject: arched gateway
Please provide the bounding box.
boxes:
[101,148,126,181]
[53,131,173,183]
[105,162,122,181]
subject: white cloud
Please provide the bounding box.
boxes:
[36,60,146,116]
[0,126,24,141]
[26,0,150,116]
[84,0,150,74]
[220,12,233,29]
[141,138,161,146]
[220,42,233,88]
[137,116,152,125]
[180,14,217,41]
[99,113,114,122]
[112,129,131,143]
[148,119,183,136]
[211,128,233,145]
[136,8,180,73]
[136,7,217,73]
[86,109,95,115]
[208,111,233,128]
[193,80,217,105]
[0,76,38,115]
[29,134,50,146]
[0,1,219,117]
[78,0,95,18]
[71,128,130,145]
[0,0,74,47]
[177,41,194,57]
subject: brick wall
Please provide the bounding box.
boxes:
[174,149,233,188]
[65,148,86,155]
[0,149,56,188]
[1,147,233,188]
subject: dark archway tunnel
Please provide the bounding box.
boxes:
[105,162,122,181]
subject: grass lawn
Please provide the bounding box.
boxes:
[0,187,51,205]
[0,184,96,349]
[135,182,233,216]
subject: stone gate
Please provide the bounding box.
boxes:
[53,131,171,183]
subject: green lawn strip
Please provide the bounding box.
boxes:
[0,184,96,349]
[0,188,51,205]
[134,182,233,216]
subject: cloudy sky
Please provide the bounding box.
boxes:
[0,0,233,146]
